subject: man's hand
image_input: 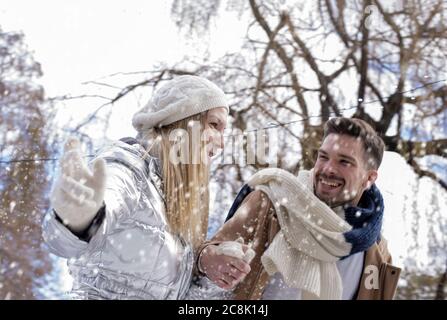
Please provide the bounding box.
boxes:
[50,137,107,233]
[199,238,255,290]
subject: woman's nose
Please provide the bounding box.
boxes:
[207,130,224,149]
[212,130,224,148]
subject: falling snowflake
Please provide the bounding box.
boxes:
[9,201,16,213]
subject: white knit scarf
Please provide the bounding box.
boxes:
[247,168,354,300]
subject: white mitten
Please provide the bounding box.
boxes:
[215,237,256,264]
[50,137,107,232]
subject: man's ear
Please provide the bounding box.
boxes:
[364,170,378,190]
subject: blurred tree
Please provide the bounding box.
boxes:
[0,26,55,299]
[397,271,446,300]
[435,260,447,300]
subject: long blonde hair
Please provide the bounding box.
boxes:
[143,113,210,249]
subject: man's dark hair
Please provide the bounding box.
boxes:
[323,117,385,170]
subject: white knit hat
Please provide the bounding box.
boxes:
[132,75,229,133]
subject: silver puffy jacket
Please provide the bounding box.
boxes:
[42,140,194,299]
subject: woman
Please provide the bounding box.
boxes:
[42,75,250,299]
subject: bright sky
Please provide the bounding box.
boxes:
[1,1,178,94]
[0,0,245,93]
[0,0,247,139]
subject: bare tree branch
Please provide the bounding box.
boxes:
[249,0,311,127]
[409,159,447,191]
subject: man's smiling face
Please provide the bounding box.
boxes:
[313,133,378,207]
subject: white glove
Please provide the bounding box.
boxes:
[215,237,256,264]
[50,137,107,233]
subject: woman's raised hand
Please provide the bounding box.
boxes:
[50,137,107,233]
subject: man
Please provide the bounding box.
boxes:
[196,117,401,300]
